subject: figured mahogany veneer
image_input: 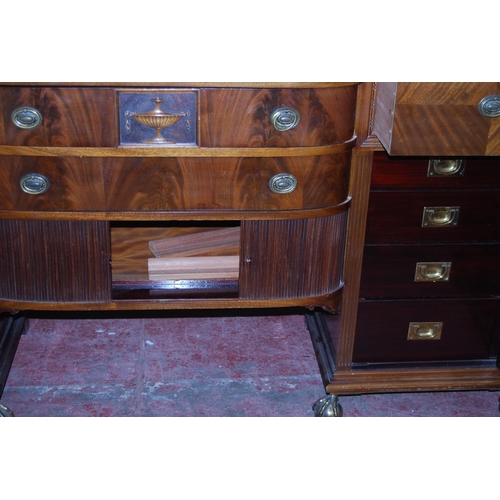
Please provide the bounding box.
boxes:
[0,153,351,212]
[373,82,500,156]
[0,83,356,313]
[0,87,117,147]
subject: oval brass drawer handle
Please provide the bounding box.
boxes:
[422,206,460,227]
[478,94,500,118]
[269,173,298,194]
[270,107,301,131]
[427,159,465,177]
[407,322,443,340]
[19,173,50,195]
[11,106,43,129]
[415,262,451,282]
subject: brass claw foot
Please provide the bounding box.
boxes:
[313,394,343,417]
[0,403,14,417]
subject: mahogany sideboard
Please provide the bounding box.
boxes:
[0,82,499,416]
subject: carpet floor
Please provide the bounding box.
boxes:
[2,311,499,417]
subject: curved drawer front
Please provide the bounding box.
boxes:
[0,153,350,212]
[359,244,500,299]
[199,87,357,147]
[365,190,500,244]
[0,87,117,147]
[371,152,500,189]
[103,154,351,211]
[353,299,498,363]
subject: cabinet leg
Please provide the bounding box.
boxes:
[0,313,28,416]
[312,394,343,417]
[0,403,14,417]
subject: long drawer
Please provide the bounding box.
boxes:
[0,153,351,212]
[1,85,358,149]
[353,298,499,363]
[359,243,500,299]
[365,190,500,244]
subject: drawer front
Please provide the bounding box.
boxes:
[0,153,350,212]
[374,82,500,156]
[0,156,106,211]
[365,191,500,244]
[360,244,500,299]
[353,299,498,363]
[103,154,350,212]
[199,87,357,147]
[0,87,117,147]
[371,152,500,189]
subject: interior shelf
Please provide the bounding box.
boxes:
[110,221,241,300]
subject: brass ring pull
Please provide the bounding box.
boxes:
[19,173,50,195]
[422,206,460,227]
[407,322,443,340]
[268,173,298,194]
[414,262,452,282]
[477,94,500,118]
[427,159,465,177]
[270,107,301,131]
[11,106,43,129]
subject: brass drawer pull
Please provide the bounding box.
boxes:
[11,106,43,129]
[477,94,500,118]
[415,262,451,282]
[422,206,460,227]
[19,173,50,195]
[270,107,301,131]
[427,159,465,177]
[269,173,298,194]
[407,322,443,340]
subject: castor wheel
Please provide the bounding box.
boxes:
[312,394,343,417]
[0,403,14,417]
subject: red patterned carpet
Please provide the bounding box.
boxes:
[2,311,499,417]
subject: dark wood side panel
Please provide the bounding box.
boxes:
[239,213,347,302]
[0,220,111,302]
[199,87,358,147]
[0,87,117,147]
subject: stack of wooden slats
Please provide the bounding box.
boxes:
[148,227,240,280]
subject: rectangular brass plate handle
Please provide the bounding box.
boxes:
[407,322,443,340]
[422,206,460,227]
[427,159,465,177]
[414,262,452,282]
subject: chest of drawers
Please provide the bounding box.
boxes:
[0,84,357,313]
[354,151,500,364]
[0,83,361,415]
[306,83,500,416]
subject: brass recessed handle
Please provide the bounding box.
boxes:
[422,206,460,227]
[11,106,43,129]
[19,173,50,195]
[270,107,300,131]
[427,159,465,177]
[478,94,500,118]
[407,322,443,340]
[415,262,451,282]
[269,173,298,194]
